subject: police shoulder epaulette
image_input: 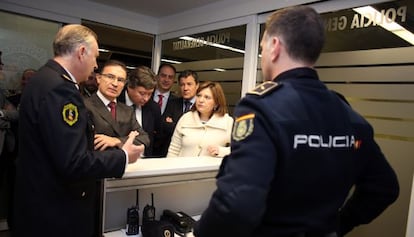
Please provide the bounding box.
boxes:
[62,74,76,84]
[247,81,282,96]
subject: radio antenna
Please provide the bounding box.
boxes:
[151,193,154,206]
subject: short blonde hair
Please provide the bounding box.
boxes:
[53,24,97,57]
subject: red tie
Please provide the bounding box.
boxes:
[157,94,163,108]
[108,101,116,119]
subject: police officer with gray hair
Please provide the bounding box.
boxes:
[194,5,399,237]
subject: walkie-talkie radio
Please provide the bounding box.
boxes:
[126,206,139,235]
[141,193,175,237]
[126,190,140,235]
[143,193,156,223]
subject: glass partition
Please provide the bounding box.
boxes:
[83,20,154,69]
[256,0,413,84]
[322,0,412,52]
[0,11,60,93]
[161,25,246,115]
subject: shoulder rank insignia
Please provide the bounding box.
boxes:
[232,113,255,141]
[62,74,76,84]
[62,103,79,126]
[247,81,281,96]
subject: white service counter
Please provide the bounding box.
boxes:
[103,156,222,234]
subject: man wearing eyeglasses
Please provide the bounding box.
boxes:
[84,59,150,235]
[84,59,149,150]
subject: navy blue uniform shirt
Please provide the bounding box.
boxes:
[194,67,399,237]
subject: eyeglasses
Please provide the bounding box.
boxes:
[100,73,126,84]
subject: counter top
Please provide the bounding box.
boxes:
[122,156,223,178]
[105,156,223,191]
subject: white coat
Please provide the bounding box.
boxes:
[167,111,234,157]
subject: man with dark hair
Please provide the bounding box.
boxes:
[119,66,161,157]
[153,63,177,114]
[176,69,199,113]
[194,6,399,237]
[84,59,149,150]
[84,59,149,235]
[152,63,181,157]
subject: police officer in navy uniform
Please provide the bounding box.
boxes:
[12,24,144,237]
[194,6,399,237]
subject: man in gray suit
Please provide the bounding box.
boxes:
[84,59,149,235]
[84,60,149,150]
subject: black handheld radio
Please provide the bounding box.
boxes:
[126,190,140,235]
[142,193,156,223]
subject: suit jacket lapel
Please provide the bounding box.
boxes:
[90,94,122,136]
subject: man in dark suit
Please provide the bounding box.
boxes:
[174,69,199,114]
[152,63,181,157]
[153,70,200,157]
[13,24,144,237]
[84,60,149,150]
[118,66,161,157]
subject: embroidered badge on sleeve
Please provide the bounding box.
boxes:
[62,103,79,126]
[232,113,255,141]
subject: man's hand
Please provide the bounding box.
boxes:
[122,131,145,164]
[94,134,122,151]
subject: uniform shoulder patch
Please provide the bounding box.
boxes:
[247,81,281,96]
[232,113,255,141]
[62,103,79,126]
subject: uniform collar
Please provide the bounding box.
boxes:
[61,65,78,85]
[46,60,79,89]
[273,67,319,83]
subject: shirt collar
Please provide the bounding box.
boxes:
[125,91,141,108]
[97,90,115,106]
[155,89,170,98]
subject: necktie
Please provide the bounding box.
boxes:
[157,94,163,108]
[108,101,116,119]
[184,100,192,112]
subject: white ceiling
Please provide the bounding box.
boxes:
[90,0,226,17]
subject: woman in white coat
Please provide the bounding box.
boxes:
[167,81,234,157]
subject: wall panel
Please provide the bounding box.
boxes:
[317,46,414,237]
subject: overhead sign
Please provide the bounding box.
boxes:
[325,5,407,32]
